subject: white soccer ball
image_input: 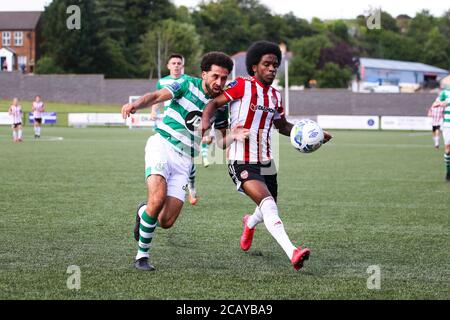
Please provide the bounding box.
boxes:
[290,119,324,153]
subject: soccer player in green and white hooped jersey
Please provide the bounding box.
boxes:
[121,52,249,271]
[150,54,201,205]
[434,88,450,181]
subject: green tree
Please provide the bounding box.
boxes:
[316,62,352,88]
[279,57,315,88]
[408,10,435,44]
[35,56,64,74]
[290,35,332,65]
[380,11,399,32]
[422,27,450,69]
[138,19,203,78]
[193,0,253,54]
[40,0,108,74]
[328,20,349,43]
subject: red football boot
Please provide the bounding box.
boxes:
[291,247,311,270]
[240,214,256,251]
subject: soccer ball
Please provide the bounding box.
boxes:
[290,119,324,153]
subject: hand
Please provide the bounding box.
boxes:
[150,110,157,121]
[202,135,213,144]
[231,125,250,142]
[323,130,333,144]
[121,103,136,119]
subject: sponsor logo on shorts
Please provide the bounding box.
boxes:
[240,170,249,180]
[155,162,167,172]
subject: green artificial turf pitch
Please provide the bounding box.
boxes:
[0,126,449,299]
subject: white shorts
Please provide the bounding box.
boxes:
[443,128,450,145]
[145,133,192,202]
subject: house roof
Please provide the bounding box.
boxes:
[360,57,448,74]
[0,11,42,30]
[231,51,292,77]
[0,47,17,54]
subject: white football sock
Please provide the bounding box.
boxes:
[13,131,17,140]
[18,130,23,139]
[138,204,147,219]
[247,206,263,229]
[434,136,439,146]
[259,196,296,259]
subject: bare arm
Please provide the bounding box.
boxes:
[121,88,173,119]
[201,94,229,136]
[274,116,333,143]
[214,126,250,150]
[274,115,293,137]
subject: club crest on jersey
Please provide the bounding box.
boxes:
[168,81,181,92]
[271,96,278,106]
[226,80,238,89]
[185,110,203,131]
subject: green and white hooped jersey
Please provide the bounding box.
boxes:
[156,74,188,108]
[155,75,229,158]
[438,89,450,129]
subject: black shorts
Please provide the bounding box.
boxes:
[432,126,440,132]
[34,118,42,124]
[12,122,22,128]
[228,160,278,201]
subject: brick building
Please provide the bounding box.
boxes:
[0,11,42,73]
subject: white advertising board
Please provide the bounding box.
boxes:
[381,116,432,131]
[317,115,379,130]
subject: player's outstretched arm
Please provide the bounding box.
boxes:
[274,115,294,137]
[201,94,228,136]
[121,88,173,119]
[215,126,250,149]
[322,131,333,144]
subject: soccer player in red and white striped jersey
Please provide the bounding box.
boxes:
[8,97,23,142]
[202,41,332,270]
[428,99,444,149]
[32,95,45,138]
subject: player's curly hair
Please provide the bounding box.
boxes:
[201,52,234,73]
[246,41,282,76]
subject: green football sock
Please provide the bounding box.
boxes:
[136,210,157,260]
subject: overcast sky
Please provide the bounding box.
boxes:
[0,0,448,20]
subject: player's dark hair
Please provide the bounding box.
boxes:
[200,52,234,73]
[167,54,184,63]
[246,41,282,76]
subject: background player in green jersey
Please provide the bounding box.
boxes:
[433,88,450,181]
[121,52,248,271]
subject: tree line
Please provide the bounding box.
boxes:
[36,0,450,88]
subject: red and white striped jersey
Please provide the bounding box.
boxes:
[32,101,45,118]
[9,105,23,124]
[428,105,444,126]
[223,76,284,163]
